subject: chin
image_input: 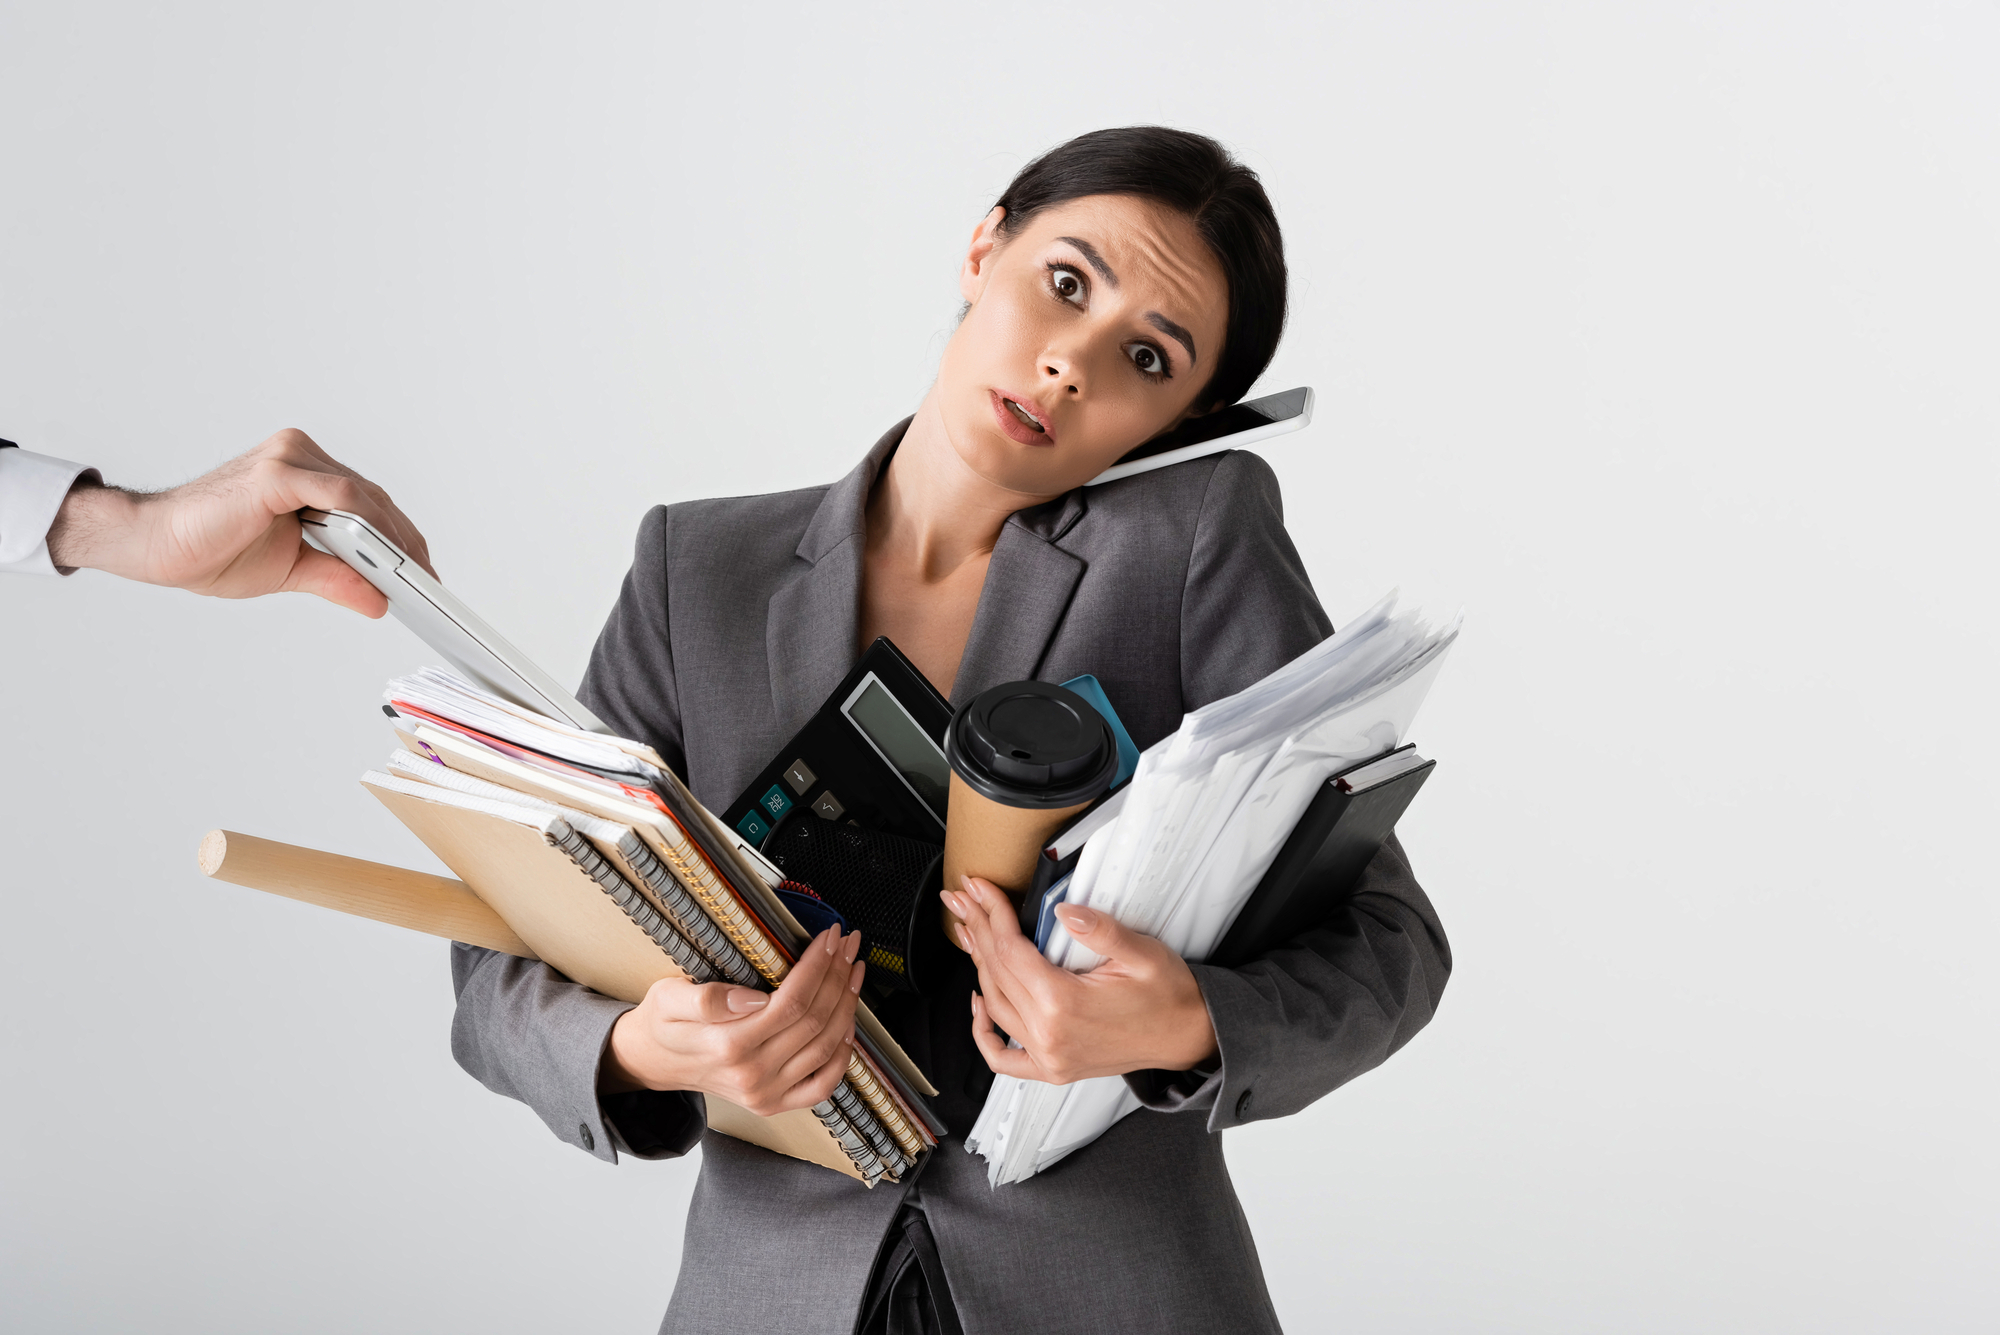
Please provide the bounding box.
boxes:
[948,413,1084,496]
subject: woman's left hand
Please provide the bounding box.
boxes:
[944,876,1218,1084]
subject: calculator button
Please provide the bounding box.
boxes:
[783,759,817,795]
[735,808,772,843]
[811,791,845,820]
[759,784,795,821]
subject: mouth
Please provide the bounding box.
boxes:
[988,389,1058,446]
[1005,398,1046,432]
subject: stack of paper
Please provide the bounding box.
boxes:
[965,592,1458,1185]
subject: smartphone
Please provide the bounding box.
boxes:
[298,509,611,735]
[1084,385,1313,486]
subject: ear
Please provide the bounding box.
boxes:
[958,206,1006,306]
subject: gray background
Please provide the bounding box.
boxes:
[2,3,1994,1332]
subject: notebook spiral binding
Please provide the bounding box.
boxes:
[608,830,763,987]
[547,825,718,983]
[602,827,925,1164]
[815,1099,887,1185]
[543,822,906,1183]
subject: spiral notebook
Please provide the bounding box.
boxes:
[362,769,933,1183]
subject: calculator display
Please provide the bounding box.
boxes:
[842,676,951,821]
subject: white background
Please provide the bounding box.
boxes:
[2,4,1994,1332]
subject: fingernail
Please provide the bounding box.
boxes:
[824,928,837,955]
[727,990,769,1013]
[849,960,865,994]
[960,875,976,896]
[843,932,861,964]
[1055,904,1093,934]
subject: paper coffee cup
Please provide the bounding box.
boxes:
[942,681,1117,944]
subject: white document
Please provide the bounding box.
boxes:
[966,592,1459,1185]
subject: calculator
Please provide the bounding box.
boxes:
[723,638,953,850]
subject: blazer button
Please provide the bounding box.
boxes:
[579,1122,596,1152]
[1235,1088,1254,1119]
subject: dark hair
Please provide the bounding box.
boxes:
[992,126,1287,412]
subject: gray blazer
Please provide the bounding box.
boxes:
[449,423,1451,1335]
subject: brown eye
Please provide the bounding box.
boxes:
[1050,265,1084,303]
[1124,342,1168,377]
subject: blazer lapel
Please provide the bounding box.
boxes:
[765,422,907,734]
[950,493,1088,709]
[767,421,1092,721]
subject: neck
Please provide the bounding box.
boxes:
[867,386,1057,578]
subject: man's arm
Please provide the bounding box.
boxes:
[4,428,432,617]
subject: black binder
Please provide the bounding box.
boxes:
[1205,745,1434,968]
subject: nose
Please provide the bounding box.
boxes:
[1041,354,1082,396]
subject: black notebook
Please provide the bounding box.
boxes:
[1205,745,1435,968]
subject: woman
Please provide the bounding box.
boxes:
[451,127,1450,1335]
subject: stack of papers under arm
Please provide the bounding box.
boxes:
[964,592,1458,1186]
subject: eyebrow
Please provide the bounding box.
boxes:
[1056,236,1118,287]
[1147,311,1198,367]
[1056,235,1201,368]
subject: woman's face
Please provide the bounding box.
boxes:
[935,194,1230,497]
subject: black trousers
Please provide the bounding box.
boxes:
[856,1205,964,1335]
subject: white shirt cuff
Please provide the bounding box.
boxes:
[0,446,96,576]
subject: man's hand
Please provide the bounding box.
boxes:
[945,875,1218,1085]
[44,428,434,617]
[600,927,867,1117]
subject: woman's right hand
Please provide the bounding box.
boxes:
[599,926,866,1116]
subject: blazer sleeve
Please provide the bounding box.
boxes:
[577,504,689,778]
[1125,450,1453,1129]
[446,504,706,1163]
[1176,448,1334,709]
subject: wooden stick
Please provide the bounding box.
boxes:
[196,829,537,960]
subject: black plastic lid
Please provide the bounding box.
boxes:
[945,680,1117,809]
